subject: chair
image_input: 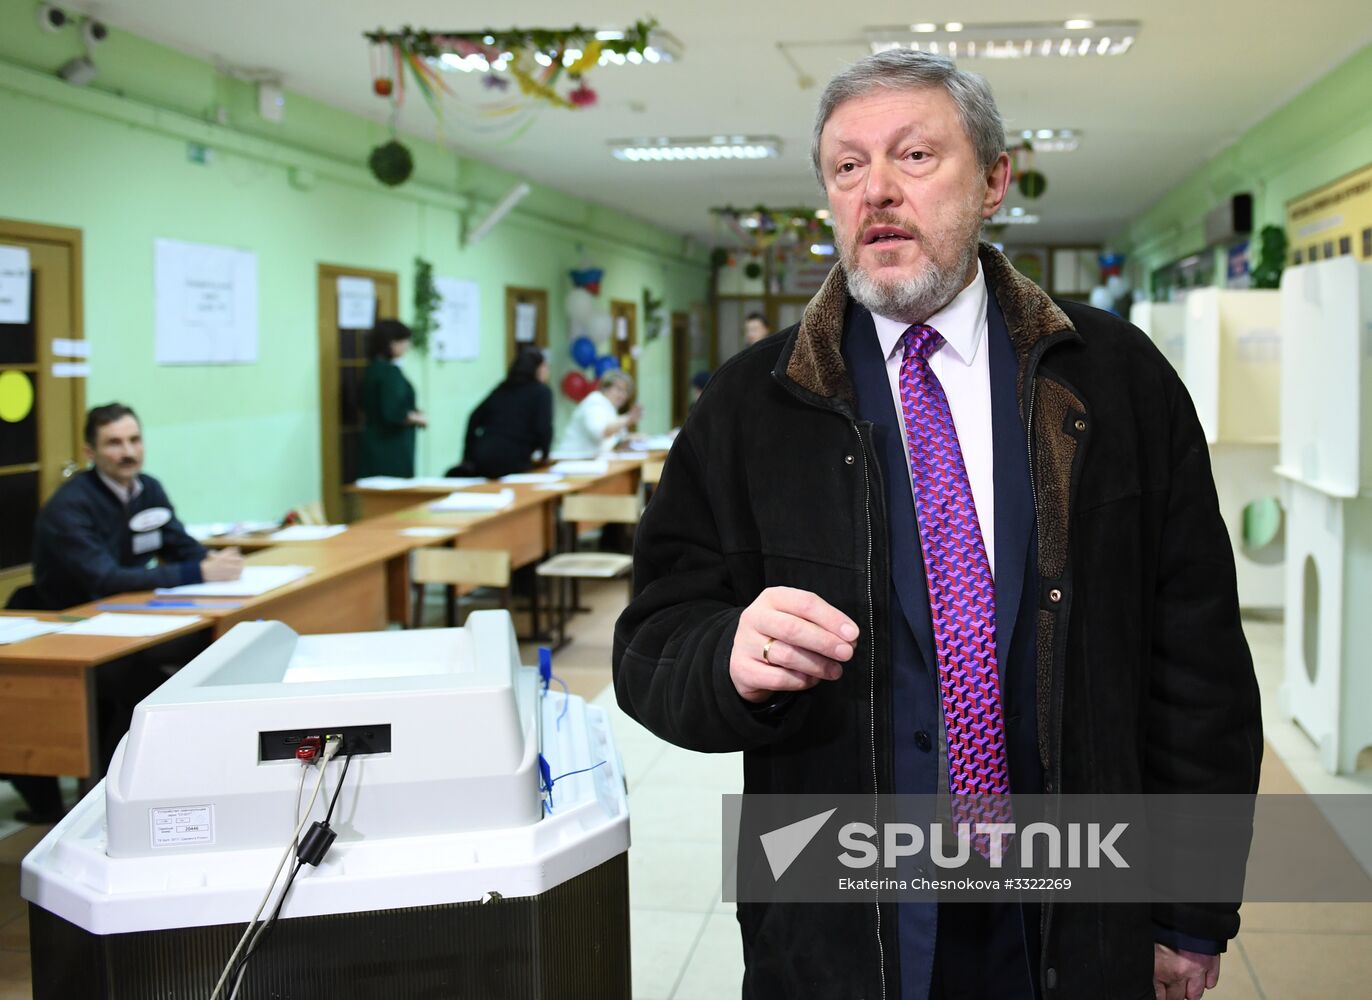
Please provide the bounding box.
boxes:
[4,583,39,610]
[535,494,642,648]
[641,460,665,503]
[409,547,512,628]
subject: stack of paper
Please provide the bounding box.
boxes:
[353,476,414,490]
[548,460,609,477]
[156,565,313,597]
[499,472,565,484]
[0,618,68,645]
[270,525,348,542]
[186,520,279,540]
[428,489,515,513]
[399,527,457,538]
[412,476,487,489]
[61,613,203,637]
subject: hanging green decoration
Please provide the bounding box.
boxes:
[369,139,415,186]
[411,256,438,352]
[744,261,763,280]
[709,247,730,270]
[1250,224,1289,289]
[1018,170,1047,199]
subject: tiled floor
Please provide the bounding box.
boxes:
[1,590,1369,998]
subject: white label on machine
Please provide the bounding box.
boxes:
[150,805,215,847]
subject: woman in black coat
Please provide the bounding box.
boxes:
[452,346,553,478]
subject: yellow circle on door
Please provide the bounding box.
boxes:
[0,370,35,423]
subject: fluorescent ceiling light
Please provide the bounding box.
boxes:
[1064,18,1095,29]
[610,136,782,162]
[990,210,1040,225]
[1010,128,1080,152]
[867,20,1139,59]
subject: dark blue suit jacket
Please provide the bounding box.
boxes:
[843,291,1041,1000]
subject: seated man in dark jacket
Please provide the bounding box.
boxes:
[11,404,240,821]
[33,402,242,609]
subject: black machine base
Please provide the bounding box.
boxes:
[29,852,630,999]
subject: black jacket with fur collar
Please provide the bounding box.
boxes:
[613,244,1261,1000]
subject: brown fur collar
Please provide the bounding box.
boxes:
[784,242,1077,402]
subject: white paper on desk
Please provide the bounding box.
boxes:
[399,527,456,537]
[270,525,347,541]
[157,565,312,597]
[632,434,677,451]
[354,476,415,490]
[62,613,203,637]
[0,618,68,644]
[412,476,487,489]
[548,449,598,462]
[534,482,576,492]
[499,472,564,484]
[185,520,277,540]
[548,459,609,477]
[428,489,514,512]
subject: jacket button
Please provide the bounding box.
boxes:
[1048,588,1062,603]
[1045,967,1057,990]
[1074,418,1086,432]
[844,454,855,465]
[913,730,932,752]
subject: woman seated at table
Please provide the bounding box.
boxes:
[449,346,553,478]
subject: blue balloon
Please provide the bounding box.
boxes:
[571,336,597,368]
[595,355,620,377]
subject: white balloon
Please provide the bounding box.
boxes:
[1089,286,1114,312]
[588,311,614,345]
[1105,274,1130,297]
[565,288,596,324]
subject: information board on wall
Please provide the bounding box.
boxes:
[154,238,258,364]
[1286,162,1372,266]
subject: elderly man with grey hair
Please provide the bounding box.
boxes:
[614,49,1259,1000]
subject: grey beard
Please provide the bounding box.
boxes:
[843,237,978,326]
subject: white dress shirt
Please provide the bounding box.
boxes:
[97,470,145,506]
[869,259,995,574]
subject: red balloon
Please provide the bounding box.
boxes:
[561,371,591,402]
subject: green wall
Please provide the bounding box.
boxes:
[0,3,708,522]
[1116,42,1372,291]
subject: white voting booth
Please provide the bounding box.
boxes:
[1178,288,1286,609]
[21,612,631,998]
[1129,300,1186,375]
[1276,257,1372,775]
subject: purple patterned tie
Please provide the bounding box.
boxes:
[899,325,1011,857]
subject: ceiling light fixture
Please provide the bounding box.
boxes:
[990,210,1040,225]
[1010,128,1080,151]
[610,136,782,162]
[867,20,1138,59]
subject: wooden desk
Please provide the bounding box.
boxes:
[0,611,213,778]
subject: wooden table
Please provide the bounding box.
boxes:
[0,611,213,778]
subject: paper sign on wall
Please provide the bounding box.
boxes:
[432,276,479,361]
[52,362,90,378]
[337,276,377,330]
[0,245,31,325]
[514,301,538,343]
[154,238,258,364]
[52,338,89,358]
[616,315,629,341]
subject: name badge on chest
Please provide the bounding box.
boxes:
[132,529,163,556]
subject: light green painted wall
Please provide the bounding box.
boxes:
[0,3,708,522]
[1116,42,1372,291]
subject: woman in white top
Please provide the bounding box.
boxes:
[557,370,642,456]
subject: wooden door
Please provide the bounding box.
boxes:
[504,286,548,367]
[0,221,84,606]
[317,265,399,523]
[670,310,691,426]
[609,300,637,376]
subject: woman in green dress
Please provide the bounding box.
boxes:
[358,320,426,477]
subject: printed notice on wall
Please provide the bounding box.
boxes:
[154,238,258,364]
[514,301,538,343]
[0,245,31,325]
[150,804,214,847]
[432,276,479,361]
[336,276,376,330]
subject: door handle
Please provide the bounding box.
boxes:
[61,460,79,479]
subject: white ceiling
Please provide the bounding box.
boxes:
[82,0,1372,247]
